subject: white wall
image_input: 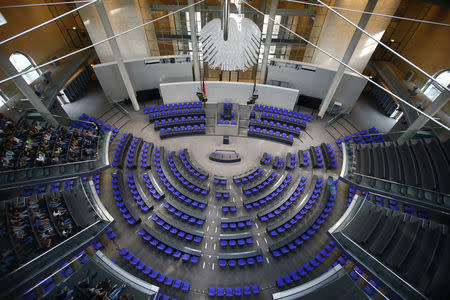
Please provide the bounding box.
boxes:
[311,0,401,73]
[93,55,193,102]
[77,0,150,63]
[159,81,300,110]
[267,59,368,112]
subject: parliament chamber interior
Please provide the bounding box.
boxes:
[0,0,449,299]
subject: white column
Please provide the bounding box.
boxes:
[95,0,140,111]
[188,0,201,81]
[399,91,450,140]
[0,49,57,125]
[318,0,377,118]
[259,0,279,84]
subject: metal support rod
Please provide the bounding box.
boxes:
[314,0,450,93]
[242,0,450,132]
[0,1,92,9]
[284,0,450,27]
[95,0,139,111]
[0,49,57,125]
[222,0,231,41]
[399,90,450,140]
[259,0,279,84]
[0,0,206,85]
[188,0,201,81]
[0,0,97,46]
[318,0,377,118]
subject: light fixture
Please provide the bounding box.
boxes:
[390,39,395,42]
[200,0,261,71]
[72,26,77,30]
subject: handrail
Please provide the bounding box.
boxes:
[85,180,114,222]
[328,198,428,300]
[272,265,348,299]
[326,112,347,126]
[19,109,100,132]
[106,95,130,117]
[93,251,159,295]
[352,171,450,197]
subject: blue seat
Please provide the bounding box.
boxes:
[208,287,216,296]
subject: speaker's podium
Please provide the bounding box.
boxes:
[223,136,229,144]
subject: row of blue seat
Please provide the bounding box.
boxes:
[92,173,101,195]
[119,248,191,291]
[140,142,151,169]
[349,266,382,297]
[137,228,200,264]
[126,137,141,168]
[167,152,209,195]
[144,102,202,113]
[151,215,203,243]
[218,119,237,125]
[76,113,119,143]
[271,186,337,257]
[222,205,237,213]
[243,172,278,196]
[249,118,301,136]
[218,254,263,267]
[215,191,230,199]
[260,111,308,126]
[248,126,294,145]
[253,104,313,121]
[300,150,310,167]
[163,202,204,226]
[112,133,128,167]
[126,172,151,212]
[275,241,336,288]
[111,172,139,225]
[221,219,252,230]
[220,237,253,247]
[260,153,272,165]
[233,168,264,185]
[155,293,176,300]
[142,172,164,200]
[286,153,297,170]
[311,146,325,168]
[273,157,285,169]
[160,124,206,139]
[259,176,308,221]
[244,174,293,210]
[208,285,259,297]
[363,191,430,219]
[322,143,338,169]
[154,147,207,209]
[105,227,116,240]
[179,149,208,181]
[269,178,324,237]
[154,115,205,129]
[149,108,205,122]
[336,127,383,151]
[213,178,227,185]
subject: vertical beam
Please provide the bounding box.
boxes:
[318,0,377,118]
[399,91,450,140]
[259,0,279,84]
[0,49,57,125]
[188,0,201,81]
[222,0,230,41]
[95,0,140,111]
